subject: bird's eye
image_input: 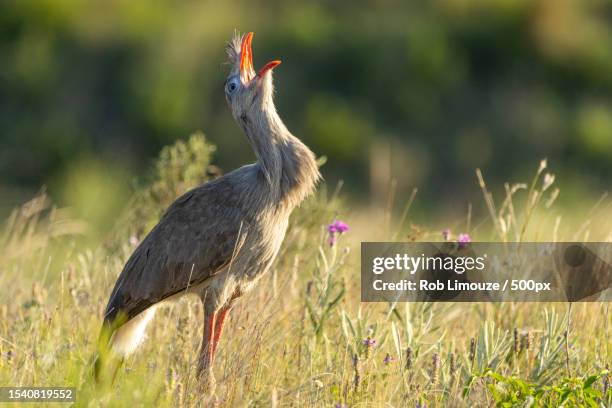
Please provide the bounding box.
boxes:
[226,77,240,95]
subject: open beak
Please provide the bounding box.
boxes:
[240,32,281,83]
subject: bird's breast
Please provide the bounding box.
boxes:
[232,212,289,282]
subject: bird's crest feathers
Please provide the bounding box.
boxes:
[226,30,244,65]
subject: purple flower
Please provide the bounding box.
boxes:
[328,220,349,234]
[442,229,451,241]
[457,233,471,249]
[334,404,347,408]
[328,220,349,246]
[383,353,395,365]
[362,337,376,347]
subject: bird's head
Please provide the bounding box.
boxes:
[224,32,281,120]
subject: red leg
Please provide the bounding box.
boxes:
[212,307,230,355]
[202,311,217,368]
[197,308,218,393]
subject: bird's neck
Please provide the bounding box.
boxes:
[240,106,320,208]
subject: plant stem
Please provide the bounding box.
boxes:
[564,303,573,378]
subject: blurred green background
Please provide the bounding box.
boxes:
[1,0,611,231]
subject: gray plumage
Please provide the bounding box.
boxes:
[98,31,320,390]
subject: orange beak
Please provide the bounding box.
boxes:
[258,60,282,78]
[240,32,281,82]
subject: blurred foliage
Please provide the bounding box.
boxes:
[121,132,215,239]
[0,0,611,215]
[57,156,131,232]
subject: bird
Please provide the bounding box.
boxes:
[95,31,320,392]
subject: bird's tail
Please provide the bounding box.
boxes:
[93,307,157,384]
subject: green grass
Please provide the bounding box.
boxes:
[0,134,610,407]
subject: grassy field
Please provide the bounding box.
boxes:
[0,135,610,407]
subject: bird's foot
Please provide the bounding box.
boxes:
[197,368,217,396]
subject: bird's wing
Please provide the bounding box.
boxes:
[103,180,249,323]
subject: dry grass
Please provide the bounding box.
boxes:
[0,135,610,407]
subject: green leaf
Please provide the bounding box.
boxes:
[559,389,571,404]
[487,371,505,382]
[463,374,478,398]
[305,297,319,329]
[582,374,599,390]
[326,287,345,312]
